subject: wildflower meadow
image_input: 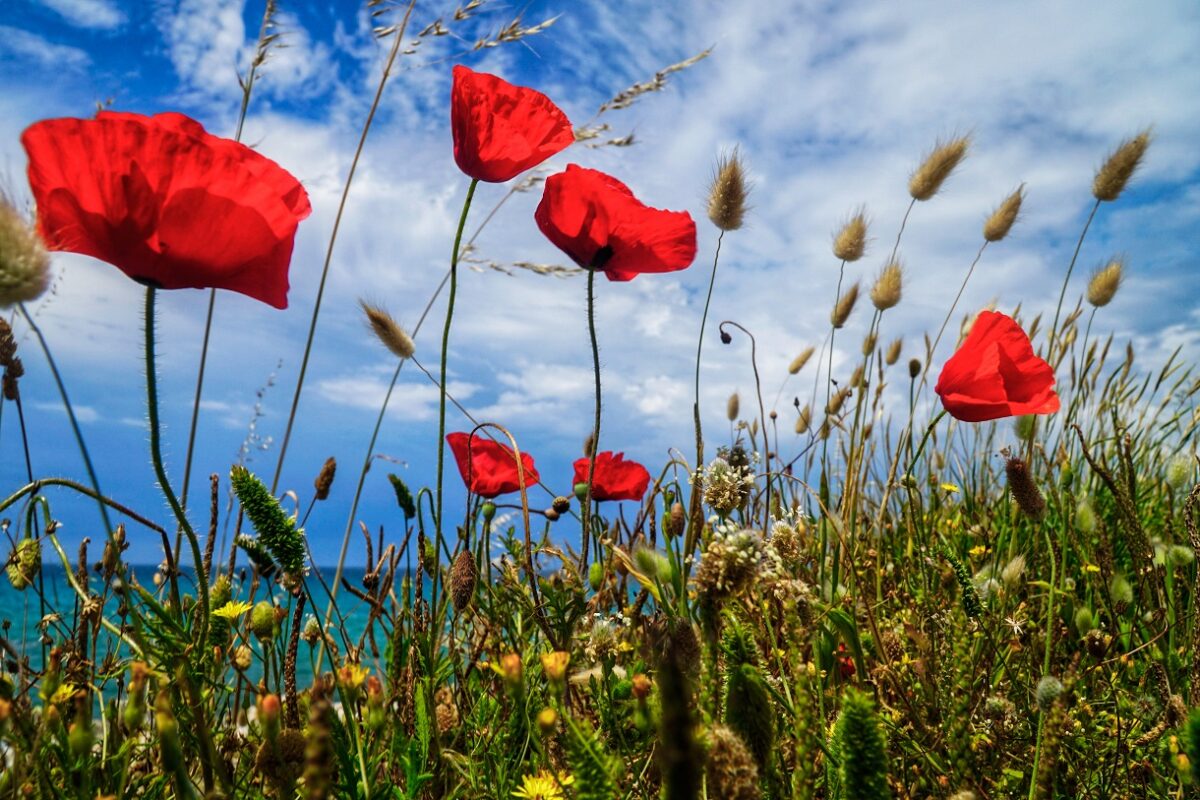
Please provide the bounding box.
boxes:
[1,2,1199,798]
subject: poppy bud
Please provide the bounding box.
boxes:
[908,358,922,379]
[667,502,685,538]
[544,507,560,522]
[481,501,497,522]
[574,482,590,501]
[251,601,277,641]
[720,330,733,345]
[552,496,571,514]
[588,561,604,591]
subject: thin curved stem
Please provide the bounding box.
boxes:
[1048,198,1101,359]
[144,288,210,648]
[581,266,602,574]
[269,0,417,494]
[16,303,112,536]
[719,320,769,529]
[693,230,725,488]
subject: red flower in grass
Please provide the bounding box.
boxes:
[21,111,310,309]
[446,432,540,498]
[451,65,574,183]
[573,451,651,502]
[935,310,1060,422]
[535,164,697,281]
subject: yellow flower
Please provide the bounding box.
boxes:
[540,651,570,684]
[512,771,573,800]
[337,662,370,691]
[212,600,253,621]
[939,483,961,494]
[968,545,987,558]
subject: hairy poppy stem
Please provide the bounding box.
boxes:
[15,303,113,537]
[693,231,726,498]
[435,178,479,608]
[143,287,210,651]
[582,265,602,575]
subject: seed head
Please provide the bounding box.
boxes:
[788,346,815,375]
[826,387,851,416]
[449,549,477,613]
[1093,129,1152,202]
[870,259,903,311]
[0,194,50,307]
[832,210,869,262]
[704,725,759,800]
[908,358,921,379]
[726,392,740,422]
[794,404,811,435]
[707,149,749,231]
[359,300,415,360]
[884,338,902,365]
[313,457,336,501]
[831,281,861,329]
[1036,675,1064,710]
[1004,452,1046,520]
[861,332,877,356]
[983,184,1025,242]
[1086,258,1124,308]
[909,136,970,201]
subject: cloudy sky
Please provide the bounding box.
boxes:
[1,0,1198,565]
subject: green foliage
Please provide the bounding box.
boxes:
[567,719,619,800]
[725,663,775,773]
[231,465,306,576]
[834,689,890,800]
[940,547,982,619]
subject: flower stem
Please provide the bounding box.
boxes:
[143,287,210,648]
[434,178,479,598]
[16,303,113,536]
[1047,198,1101,359]
[581,265,602,574]
[693,231,725,492]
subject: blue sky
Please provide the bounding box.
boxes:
[2,0,1199,567]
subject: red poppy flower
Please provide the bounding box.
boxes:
[535,164,697,281]
[446,432,540,498]
[935,310,1060,422]
[572,451,651,502]
[451,65,574,183]
[21,111,310,309]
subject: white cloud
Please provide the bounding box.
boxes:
[33,401,100,423]
[0,26,90,69]
[36,0,126,30]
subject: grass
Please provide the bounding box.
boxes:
[0,4,1193,799]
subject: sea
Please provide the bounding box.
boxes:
[0,563,389,693]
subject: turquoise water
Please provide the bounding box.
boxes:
[0,564,384,691]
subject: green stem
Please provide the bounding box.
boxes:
[1047,198,1101,359]
[581,265,602,575]
[434,178,479,605]
[693,231,726,489]
[143,288,210,648]
[16,303,112,536]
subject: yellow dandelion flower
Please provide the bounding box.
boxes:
[512,771,573,800]
[212,600,253,621]
[940,483,961,494]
